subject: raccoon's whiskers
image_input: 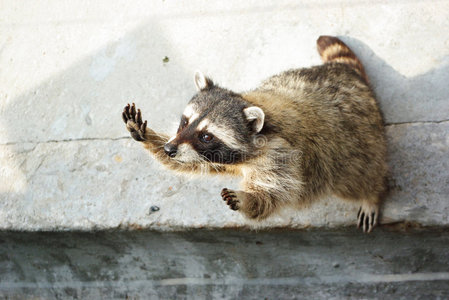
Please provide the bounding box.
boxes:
[201,156,220,174]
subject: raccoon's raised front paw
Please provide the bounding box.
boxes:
[357,201,379,233]
[122,103,148,142]
[221,188,240,211]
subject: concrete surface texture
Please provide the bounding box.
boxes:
[1,1,448,230]
[1,229,449,299]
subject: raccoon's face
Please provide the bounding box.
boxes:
[163,72,265,165]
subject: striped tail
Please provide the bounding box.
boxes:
[317,35,368,83]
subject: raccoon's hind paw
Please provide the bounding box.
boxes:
[122,103,148,142]
[357,201,379,233]
[221,188,240,211]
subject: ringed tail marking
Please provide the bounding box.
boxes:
[317,35,369,83]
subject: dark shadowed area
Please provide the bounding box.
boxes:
[1,228,448,299]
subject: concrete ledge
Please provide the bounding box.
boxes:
[1,1,448,230]
[1,229,449,299]
[1,121,448,230]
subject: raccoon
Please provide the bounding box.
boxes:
[122,36,388,233]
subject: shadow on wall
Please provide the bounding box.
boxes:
[343,37,449,222]
[1,26,448,228]
[1,22,195,145]
[342,36,449,124]
[0,20,206,228]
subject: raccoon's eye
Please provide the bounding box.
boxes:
[200,133,213,143]
[182,119,188,127]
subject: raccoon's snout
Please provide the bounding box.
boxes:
[164,143,178,158]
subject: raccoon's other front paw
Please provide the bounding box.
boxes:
[221,188,240,211]
[122,103,148,142]
[357,201,379,233]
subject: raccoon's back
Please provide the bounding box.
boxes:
[253,62,383,134]
[249,63,387,198]
[257,62,367,99]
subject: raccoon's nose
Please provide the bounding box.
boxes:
[164,143,178,158]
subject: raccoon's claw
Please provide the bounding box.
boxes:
[122,103,147,142]
[357,202,379,233]
[221,188,240,211]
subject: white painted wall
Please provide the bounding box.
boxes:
[1,0,448,230]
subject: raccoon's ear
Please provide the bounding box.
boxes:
[243,106,265,133]
[194,71,214,91]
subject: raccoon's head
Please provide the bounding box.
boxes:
[163,71,265,165]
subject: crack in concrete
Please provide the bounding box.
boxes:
[1,136,131,146]
[385,119,449,126]
[0,119,448,146]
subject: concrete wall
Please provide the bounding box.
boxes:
[1,1,448,230]
[1,229,449,299]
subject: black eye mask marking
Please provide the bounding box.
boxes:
[193,135,243,164]
[175,112,245,164]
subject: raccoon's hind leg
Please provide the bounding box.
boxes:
[221,188,277,220]
[357,199,380,233]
